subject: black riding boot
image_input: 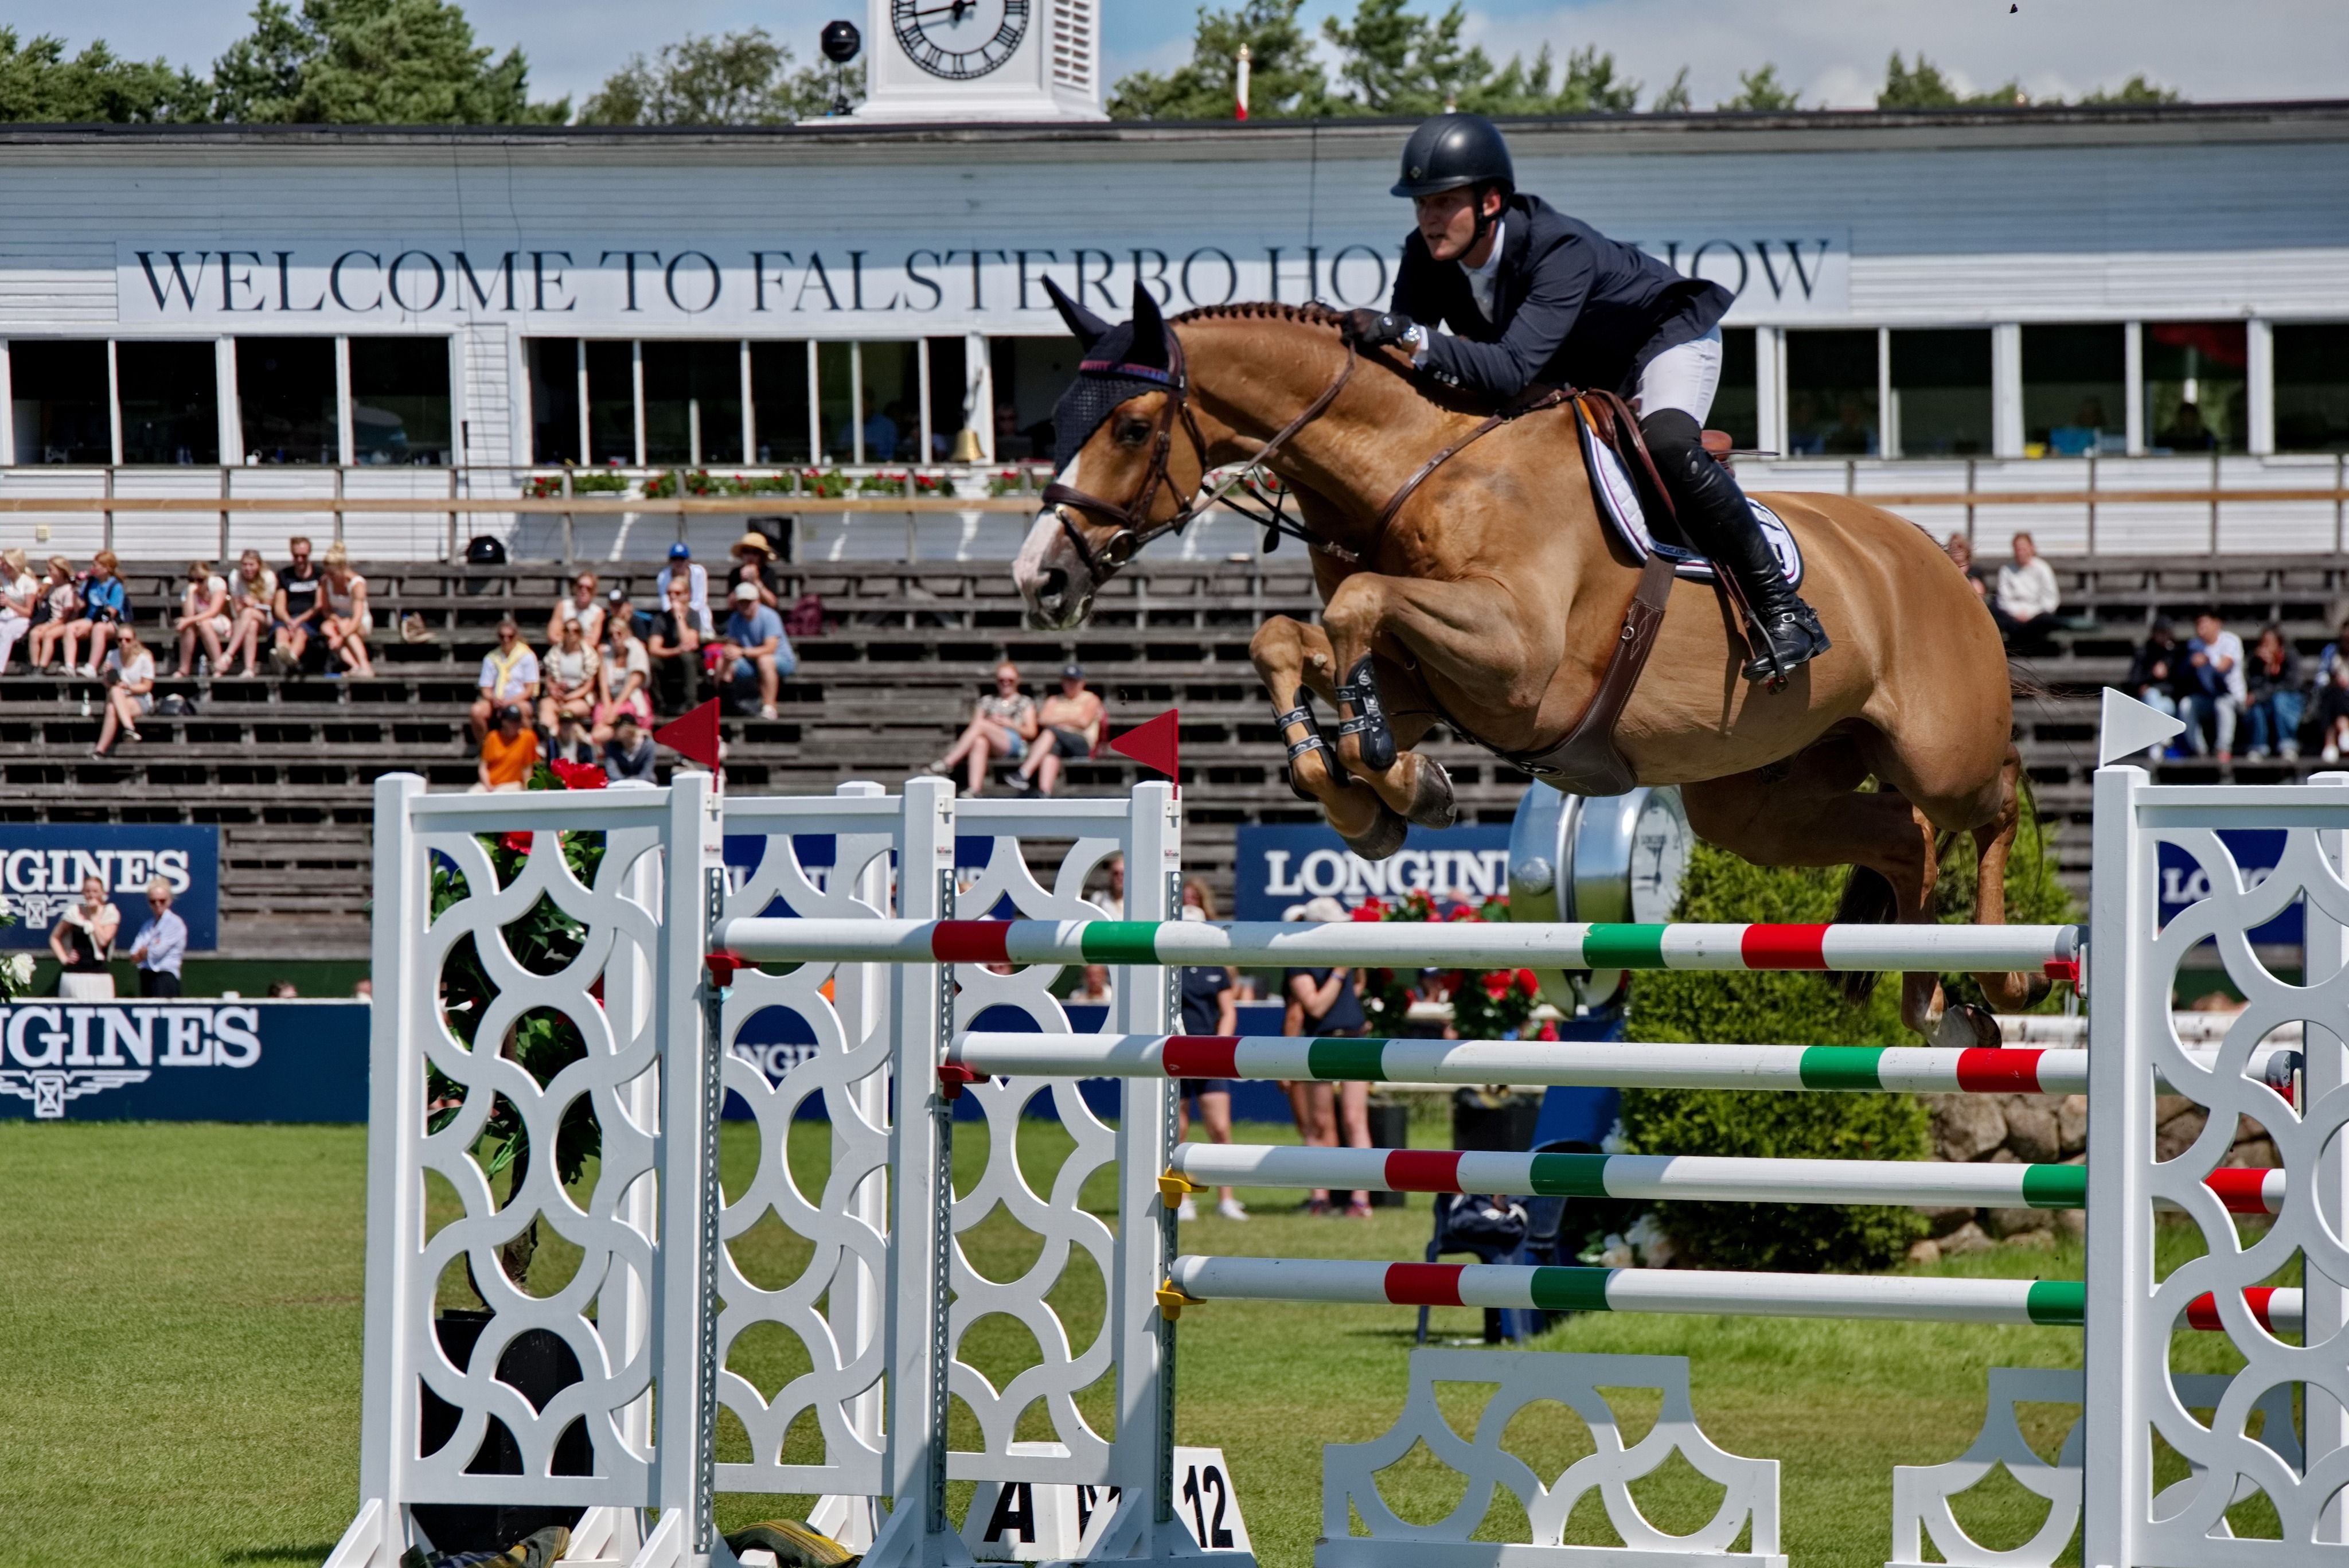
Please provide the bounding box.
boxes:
[1641,409,1829,685]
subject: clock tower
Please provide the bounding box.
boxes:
[854,0,1105,123]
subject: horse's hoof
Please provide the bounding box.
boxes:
[1929,1002,2003,1049]
[1404,758,1457,829]
[1340,805,1410,861]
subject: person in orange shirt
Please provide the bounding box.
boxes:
[477,704,539,793]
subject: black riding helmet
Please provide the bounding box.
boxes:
[1390,113,1515,199]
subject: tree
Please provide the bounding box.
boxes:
[1649,67,1691,114]
[1107,0,1328,121]
[0,28,209,122]
[1718,63,1800,112]
[1322,0,1490,116]
[580,28,857,124]
[209,0,566,124]
[1464,42,1639,114]
[1878,50,2024,109]
[2082,73,2180,105]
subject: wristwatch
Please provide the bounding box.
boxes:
[1403,323,1428,360]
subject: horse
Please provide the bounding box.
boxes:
[1012,283,2036,1042]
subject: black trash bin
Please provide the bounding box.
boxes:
[409,1308,592,1553]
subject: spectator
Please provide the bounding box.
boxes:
[1090,853,1125,919]
[223,549,276,677]
[646,579,702,713]
[272,535,324,671]
[547,570,606,650]
[603,709,658,782]
[353,978,372,1000]
[655,541,713,636]
[173,559,232,678]
[1942,533,1987,601]
[477,703,538,792]
[1070,964,1114,1003]
[1175,881,1246,1222]
[548,711,597,767]
[0,547,35,673]
[2318,621,2349,763]
[2160,400,2218,452]
[2125,621,2183,760]
[471,617,540,742]
[267,979,299,998]
[90,623,155,758]
[608,584,650,643]
[728,532,783,609]
[539,615,602,735]
[126,877,187,998]
[1012,664,1104,798]
[62,548,127,678]
[318,542,374,678]
[50,873,119,999]
[1283,895,1372,1217]
[717,582,792,720]
[928,661,1040,796]
[595,611,654,743]
[26,555,78,673]
[1991,532,2060,651]
[2181,610,2246,762]
[2243,625,2304,762]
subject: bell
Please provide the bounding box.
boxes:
[949,427,984,464]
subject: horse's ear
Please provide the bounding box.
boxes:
[1127,281,1170,369]
[1043,276,1110,352]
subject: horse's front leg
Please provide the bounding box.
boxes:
[1250,615,1407,855]
[1319,572,1537,838]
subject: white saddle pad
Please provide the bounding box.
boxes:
[1579,415,1804,588]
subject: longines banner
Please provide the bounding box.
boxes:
[0,826,220,951]
[1232,823,1513,922]
[115,231,1851,333]
[0,1000,366,1121]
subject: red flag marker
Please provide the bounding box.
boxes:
[1110,708,1181,785]
[654,697,724,770]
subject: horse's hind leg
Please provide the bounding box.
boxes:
[1250,615,1410,857]
[1682,741,1976,1042]
[1968,743,2052,1013]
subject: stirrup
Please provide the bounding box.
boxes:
[1741,610,1829,689]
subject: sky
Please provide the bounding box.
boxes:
[5,0,2346,112]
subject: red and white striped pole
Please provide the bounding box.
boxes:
[1235,44,1251,120]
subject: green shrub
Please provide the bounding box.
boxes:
[1617,791,2077,1273]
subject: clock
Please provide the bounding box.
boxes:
[891,0,1029,81]
[1508,783,1693,1015]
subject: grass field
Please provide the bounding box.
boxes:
[1,1117,2265,1568]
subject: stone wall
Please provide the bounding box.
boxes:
[1907,1091,2277,1263]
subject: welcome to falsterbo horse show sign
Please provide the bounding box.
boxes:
[0,1001,366,1122]
[0,825,220,951]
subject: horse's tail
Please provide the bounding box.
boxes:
[1829,827,1962,1004]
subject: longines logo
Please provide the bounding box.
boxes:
[0,1004,262,1120]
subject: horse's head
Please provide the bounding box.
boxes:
[1014,280,1208,630]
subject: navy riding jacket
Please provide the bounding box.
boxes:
[1391,193,1733,402]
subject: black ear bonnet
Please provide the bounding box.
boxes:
[1045,279,1176,474]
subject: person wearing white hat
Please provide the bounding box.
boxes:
[1282,894,1375,1217]
[716,579,793,720]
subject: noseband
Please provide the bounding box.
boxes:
[1040,325,1356,580]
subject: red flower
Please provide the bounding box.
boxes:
[1515,968,1539,996]
[501,830,533,855]
[1535,1021,1559,1041]
[1482,970,1510,999]
[1350,899,1385,922]
[551,759,608,791]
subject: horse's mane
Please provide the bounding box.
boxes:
[1170,301,1349,330]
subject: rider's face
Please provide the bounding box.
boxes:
[1414,188,1497,263]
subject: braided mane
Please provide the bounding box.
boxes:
[1171,301,1349,329]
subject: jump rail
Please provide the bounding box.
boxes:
[714,918,2082,974]
[951,1033,2301,1100]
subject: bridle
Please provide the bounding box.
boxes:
[1040,324,1356,580]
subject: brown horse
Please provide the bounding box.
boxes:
[1012,288,2034,1040]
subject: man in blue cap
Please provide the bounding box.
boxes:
[1344,112,1828,685]
[654,541,712,637]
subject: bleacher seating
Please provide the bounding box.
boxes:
[6,550,2343,956]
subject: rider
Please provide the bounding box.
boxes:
[1343,113,1829,684]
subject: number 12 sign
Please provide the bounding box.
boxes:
[962,1445,1252,1560]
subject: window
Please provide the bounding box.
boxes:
[585,341,634,466]
[2022,325,2124,455]
[1886,330,1990,457]
[643,340,743,467]
[750,341,812,465]
[2276,323,2349,453]
[1709,328,1756,450]
[351,338,452,466]
[1784,329,1878,457]
[236,337,336,464]
[116,341,219,465]
[816,341,854,464]
[991,337,1081,463]
[857,340,921,463]
[10,340,111,463]
[527,338,582,465]
[926,336,971,459]
[2144,322,2247,454]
